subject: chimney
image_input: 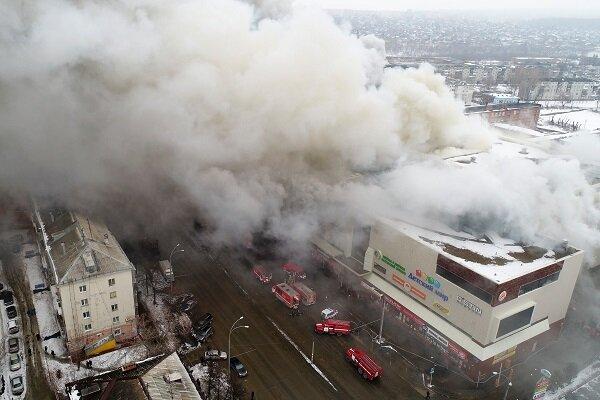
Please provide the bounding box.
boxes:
[61,242,66,254]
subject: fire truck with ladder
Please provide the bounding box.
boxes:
[345,348,383,381]
[272,283,300,309]
[291,281,316,305]
[314,320,351,335]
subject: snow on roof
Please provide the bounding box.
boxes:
[379,217,578,284]
[447,139,550,165]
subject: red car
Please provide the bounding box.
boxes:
[345,348,383,381]
[314,320,351,335]
[252,265,272,283]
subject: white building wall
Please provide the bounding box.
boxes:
[59,269,136,343]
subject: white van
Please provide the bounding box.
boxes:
[7,319,19,334]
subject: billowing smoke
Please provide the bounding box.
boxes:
[0,0,598,260]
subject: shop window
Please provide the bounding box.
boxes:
[497,306,534,338]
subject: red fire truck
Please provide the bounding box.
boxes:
[252,265,272,284]
[345,348,383,381]
[314,320,351,335]
[291,282,316,305]
[272,283,300,309]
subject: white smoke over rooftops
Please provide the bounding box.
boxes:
[0,0,598,261]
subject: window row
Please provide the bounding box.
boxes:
[82,324,122,335]
[79,292,116,307]
[435,265,493,304]
[518,271,560,296]
[78,277,116,293]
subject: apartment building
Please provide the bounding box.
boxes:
[464,102,541,129]
[528,78,595,101]
[311,217,583,380]
[34,209,138,358]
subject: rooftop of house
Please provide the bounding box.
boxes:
[67,353,202,400]
[39,209,133,285]
[464,102,541,113]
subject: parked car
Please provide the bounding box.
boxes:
[203,349,227,361]
[9,353,21,371]
[177,337,199,355]
[25,250,38,258]
[321,308,338,320]
[10,376,23,395]
[6,305,17,319]
[193,325,214,343]
[2,291,14,306]
[8,337,19,354]
[229,357,248,378]
[7,320,19,334]
[33,283,49,294]
[196,312,213,328]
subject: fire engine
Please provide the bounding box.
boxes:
[291,282,316,305]
[345,348,383,381]
[314,320,351,335]
[252,265,272,284]
[272,283,300,309]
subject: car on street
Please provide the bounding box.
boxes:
[6,305,17,319]
[229,357,248,377]
[203,349,227,361]
[8,337,19,354]
[321,308,338,320]
[193,325,213,343]
[10,376,23,395]
[9,353,21,371]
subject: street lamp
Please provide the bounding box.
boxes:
[228,316,250,377]
[493,371,512,400]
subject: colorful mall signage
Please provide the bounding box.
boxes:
[408,270,448,302]
[456,295,483,315]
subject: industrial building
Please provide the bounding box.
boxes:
[464,102,541,129]
[311,214,583,381]
[33,208,138,359]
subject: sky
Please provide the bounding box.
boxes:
[317,0,600,15]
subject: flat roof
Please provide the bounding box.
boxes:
[378,217,578,284]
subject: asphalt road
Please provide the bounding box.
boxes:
[169,238,425,400]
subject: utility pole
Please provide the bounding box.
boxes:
[376,300,386,344]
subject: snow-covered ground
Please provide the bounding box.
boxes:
[539,100,600,110]
[189,362,230,397]
[539,110,600,132]
[546,358,600,400]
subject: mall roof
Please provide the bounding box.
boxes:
[378,216,579,284]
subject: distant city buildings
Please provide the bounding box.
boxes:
[33,208,138,359]
[526,78,595,101]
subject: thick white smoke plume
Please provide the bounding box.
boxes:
[0,0,598,259]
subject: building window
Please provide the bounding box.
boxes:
[81,298,88,307]
[110,291,117,299]
[79,285,87,292]
[108,278,115,286]
[114,328,122,336]
[436,265,493,304]
[497,306,534,338]
[373,263,387,276]
[111,304,118,312]
[84,323,92,331]
[83,311,90,319]
[518,271,560,296]
[113,316,120,323]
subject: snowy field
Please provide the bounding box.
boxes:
[539,110,600,132]
[539,100,600,110]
